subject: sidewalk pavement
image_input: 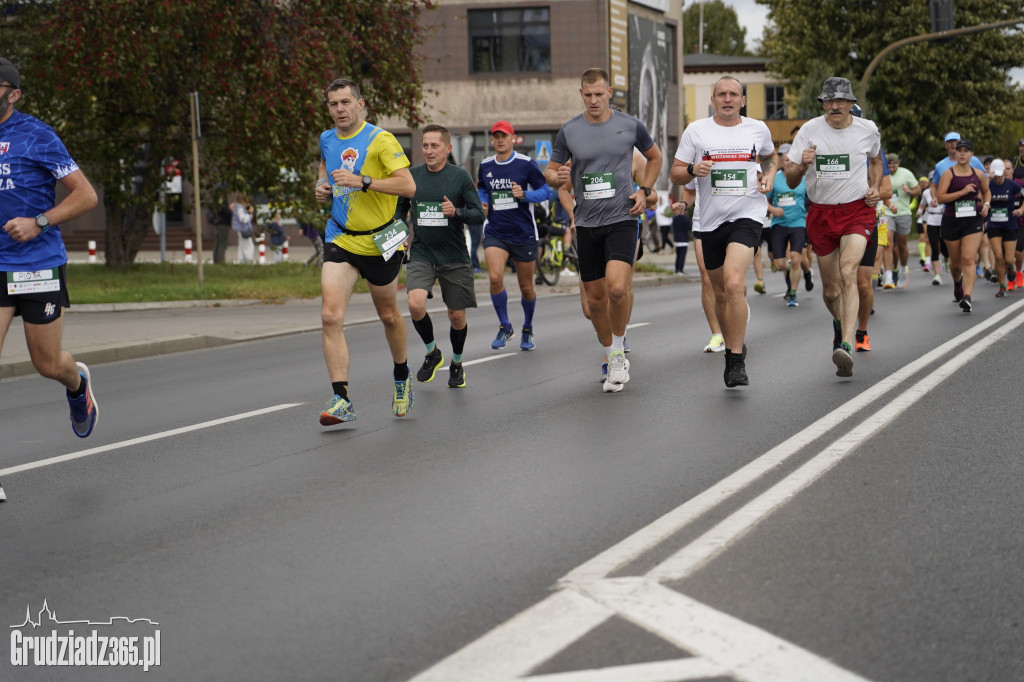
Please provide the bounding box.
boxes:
[1,245,695,380]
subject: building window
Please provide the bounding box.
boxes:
[765,85,787,120]
[469,7,551,74]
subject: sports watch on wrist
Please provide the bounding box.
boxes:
[35,214,50,231]
[687,163,694,176]
[360,175,372,192]
[640,186,652,197]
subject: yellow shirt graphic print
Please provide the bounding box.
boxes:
[321,122,410,256]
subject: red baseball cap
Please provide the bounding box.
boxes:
[490,121,514,136]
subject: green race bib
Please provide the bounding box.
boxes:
[954,200,976,218]
[416,201,448,227]
[582,172,616,200]
[372,219,409,261]
[711,169,748,196]
[815,154,851,179]
[491,190,517,211]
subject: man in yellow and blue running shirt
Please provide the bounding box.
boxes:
[314,78,416,425]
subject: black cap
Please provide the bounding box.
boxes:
[0,57,20,89]
[955,139,973,151]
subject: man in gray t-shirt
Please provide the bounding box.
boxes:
[545,67,662,394]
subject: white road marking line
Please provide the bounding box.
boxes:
[648,306,1024,581]
[0,403,303,478]
[560,299,1024,584]
[625,322,650,330]
[583,579,871,682]
[441,354,518,371]
[407,589,613,682]
[524,657,728,681]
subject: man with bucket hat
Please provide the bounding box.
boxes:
[784,76,883,379]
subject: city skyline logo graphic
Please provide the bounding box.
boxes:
[11,599,160,629]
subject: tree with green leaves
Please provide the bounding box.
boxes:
[3,0,434,268]
[757,0,1024,171]
[683,0,750,56]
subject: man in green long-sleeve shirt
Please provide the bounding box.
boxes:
[397,124,485,388]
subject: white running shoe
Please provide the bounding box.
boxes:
[932,273,943,286]
[603,350,630,392]
[704,334,726,353]
[897,266,908,289]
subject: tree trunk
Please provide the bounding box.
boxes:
[103,195,152,270]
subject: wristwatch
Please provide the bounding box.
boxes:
[640,186,653,197]
[35,214,50,231]
[360,175,372,192]
[687,163,695,176]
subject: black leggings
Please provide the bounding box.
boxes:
[927,224,948,261]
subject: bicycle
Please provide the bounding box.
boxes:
[535,219,579,285]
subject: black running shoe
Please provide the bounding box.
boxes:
[953,279,964,303]
[416,347,444,382]
[960,294,972,313]
[447,362,466,388]
[804,269,814,291]
[724,344,749,387]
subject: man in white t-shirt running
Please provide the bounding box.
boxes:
[784,77,883,378]
[671,76,777,388]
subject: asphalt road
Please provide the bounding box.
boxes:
[2,272,1023,682]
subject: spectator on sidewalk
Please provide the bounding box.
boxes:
[210,201,232,264]
[266,211,287,263]
[230,193,256,264]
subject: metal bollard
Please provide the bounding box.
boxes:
[88,240,97,264]
[184,239,193,263]
[282,239,289,261]
[258,236,266,265]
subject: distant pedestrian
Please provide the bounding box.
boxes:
[0,56,101,503]
[231,193,256,264]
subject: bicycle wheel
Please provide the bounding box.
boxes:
[536,238,560,285]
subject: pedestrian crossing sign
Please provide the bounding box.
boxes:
[535,140,552,167]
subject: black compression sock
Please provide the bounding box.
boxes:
[394,362,410,382]
[331,381,349,400]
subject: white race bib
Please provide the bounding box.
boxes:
[7,268,60,295]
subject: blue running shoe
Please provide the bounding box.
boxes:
[68,362,98,438]
[520,327,535,351]
[787,295,798,307]
[598,362,608,383]
[320,394,357,425]
[392,377,414,417]
[491,325,514,349]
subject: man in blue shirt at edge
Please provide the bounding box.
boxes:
[0,57,100,502]
[477,121,556,352]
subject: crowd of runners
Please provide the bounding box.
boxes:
[4,54,1024,509]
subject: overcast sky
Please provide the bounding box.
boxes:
[721,0,1023,84]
